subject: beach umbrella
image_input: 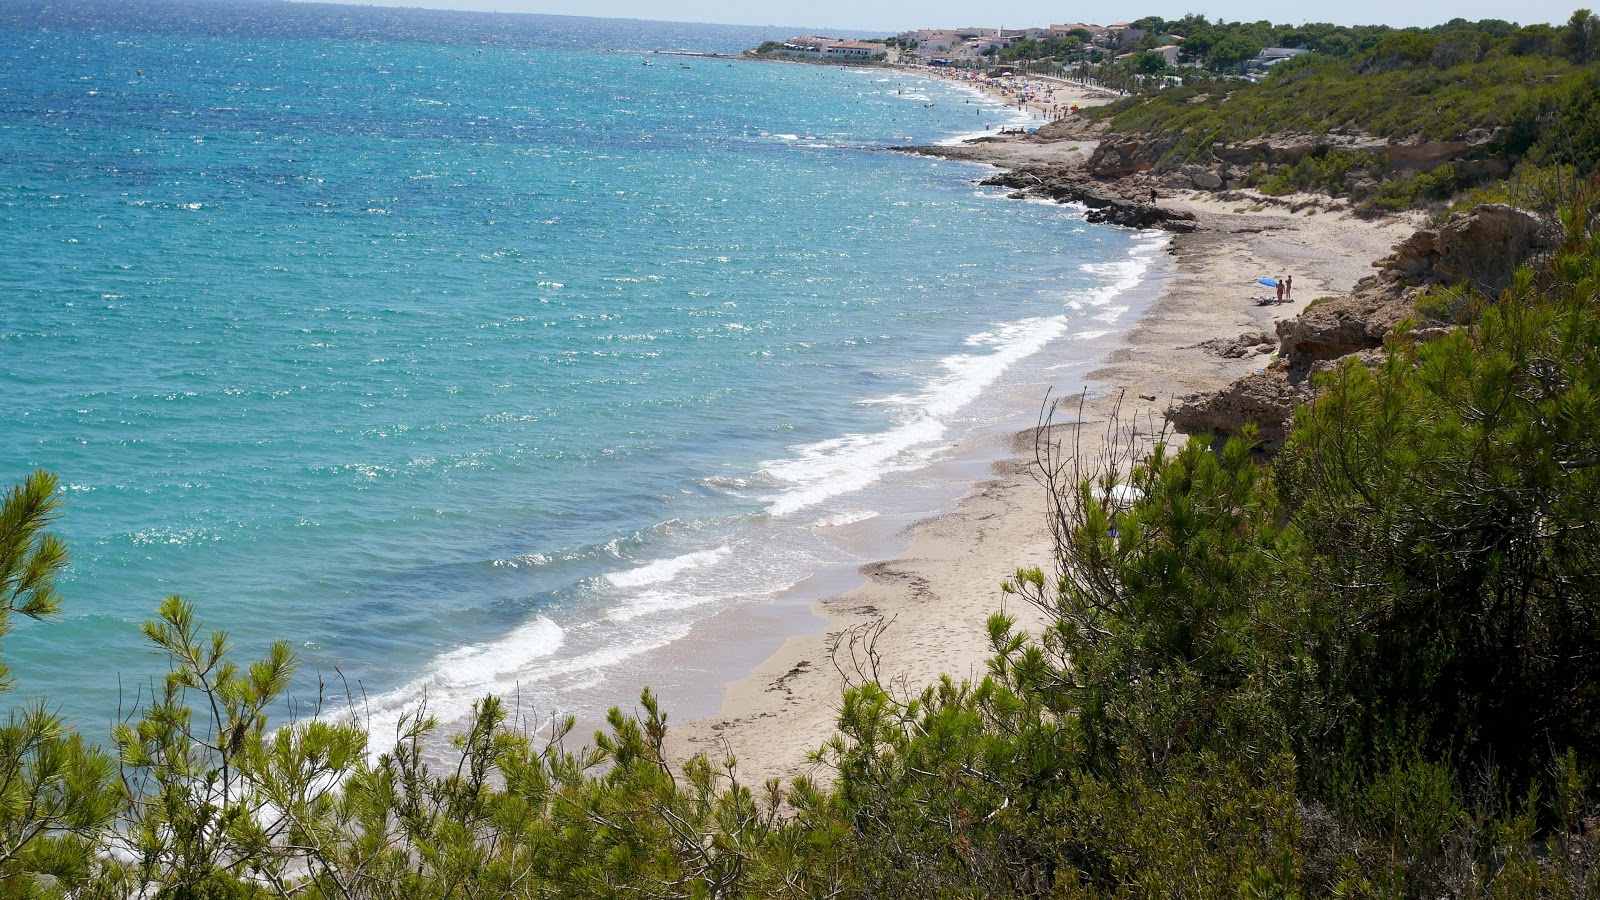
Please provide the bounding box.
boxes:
[1257,277,1279,287]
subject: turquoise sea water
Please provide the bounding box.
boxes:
[1,4,1164,734]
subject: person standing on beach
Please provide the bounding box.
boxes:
[1149,188,1158,205]
[1275,279,1285,303]
[1285,275,1293,301]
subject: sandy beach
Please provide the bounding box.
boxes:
[915,66,1126,123]
[667,125,1422,784]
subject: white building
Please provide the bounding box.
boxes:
[1245,46,1312,71]
[775,36,885,61]
[915,32,962,53]
[824,40,886,60]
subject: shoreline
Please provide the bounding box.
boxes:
[666,120,1422,784]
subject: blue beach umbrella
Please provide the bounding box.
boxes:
[1257,277,1279,288]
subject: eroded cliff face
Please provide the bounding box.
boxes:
[1167,204,1557,451]
[1089,128,1511,193]
[1372,203,1560,292]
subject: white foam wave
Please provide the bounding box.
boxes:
[603,546,731,589]
[810,509,879,528]
[759,233,1166,520]
[605,589,703,622]
[355,619,686,749]
[427,616,565,689]
[761,313,1071,517]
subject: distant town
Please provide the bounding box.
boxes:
[752,18,1323,91]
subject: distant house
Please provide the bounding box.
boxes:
[1001,27,1052,41]
[915,32,961,53]
[1050,22,1104,37]
[1102,24,1147,48]
[1260,46,1311,60]
[1246,46,1311,70]
[776,35,885,61]
[779,35,831,56]
[824,40,885,60]
[1151,44,1181,66]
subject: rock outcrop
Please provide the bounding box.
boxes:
[1087,134,1164,177]
[1167,366,1309,453]
[1194,330,1277,359]
[1092,127,1510,196]
[972,165,1198,232]
[1373,203,1560,293]
[1276,292,1414,366]
[1168,294,1415,452]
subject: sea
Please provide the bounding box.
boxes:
[0,0,1166,738]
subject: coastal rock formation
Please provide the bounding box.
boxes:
[1085,201,1197,232]
[1171,292,1417,450]
[1209,129,1504,175]
[1087,134,1162,177]
[891,145,1197,232]
[968,164,1198,232]
[1194,330,1276,359]
[1276,292,1414,366]
[1167,365,1309,453]
[1374,203,1560,292]
[1097,127,1511,196]
[1030,116,1106,142]
[1168,348,1391,452]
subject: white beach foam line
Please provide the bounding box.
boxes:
[352,614,564,743]
[354,617,691,749]
[760,313,1070,517]
[810,509,879,529]
[759,232,1167,519]
[603,546,732,589]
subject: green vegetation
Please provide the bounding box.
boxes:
[1251,149,1387,196]
[1069,13,1600,213]
[3,189,1600,896]
[1093,50,1593,160]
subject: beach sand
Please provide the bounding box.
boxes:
[916,66,1125,122]
[665,146,1421,784]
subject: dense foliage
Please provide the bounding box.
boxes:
[1091,28,1598,156]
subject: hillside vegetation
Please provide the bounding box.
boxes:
[1080,13,1600,213]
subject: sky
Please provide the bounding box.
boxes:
[335,0,1587,34]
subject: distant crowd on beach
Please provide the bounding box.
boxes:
[924,67,1085,121]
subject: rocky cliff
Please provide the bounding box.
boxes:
[1089,128,1511,194]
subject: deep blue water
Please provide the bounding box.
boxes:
[0,3,1163,733]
